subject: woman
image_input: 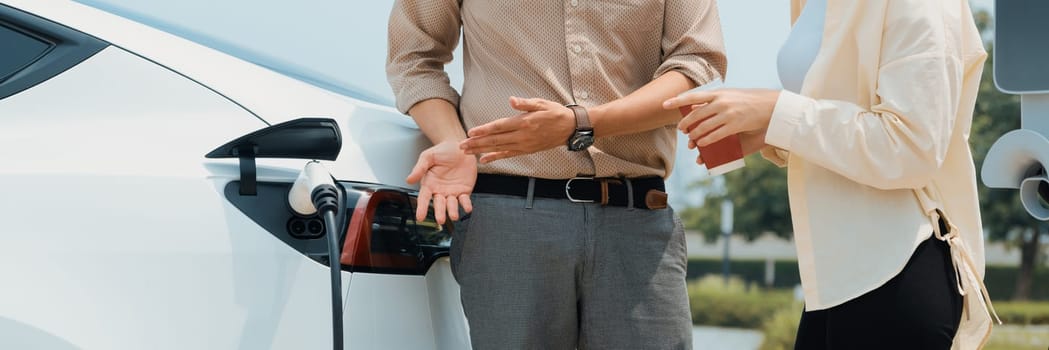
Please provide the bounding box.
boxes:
[663,0,999,348]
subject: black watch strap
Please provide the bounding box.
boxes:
[566,104,592,130]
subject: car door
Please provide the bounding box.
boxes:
[0,4,338,349]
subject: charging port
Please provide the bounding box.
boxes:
[287,216,326,239]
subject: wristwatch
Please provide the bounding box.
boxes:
[565,104,594,151]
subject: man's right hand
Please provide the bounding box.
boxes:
[406,140,477,225]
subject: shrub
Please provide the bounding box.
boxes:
[759,303,803,350]
[686,259,801,289]
[982,266,1049,301]
[984,325,1049,350]
[747,300,1049,350]
[994,301,1049,325]
[687,258,1049,301]
[688,274,795,328]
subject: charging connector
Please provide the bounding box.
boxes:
[289,161,344,349]
[317,192,343,350]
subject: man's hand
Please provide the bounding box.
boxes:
[406,141,477,225]
[459,97,576,164]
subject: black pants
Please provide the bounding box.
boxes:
[794,235,963,350]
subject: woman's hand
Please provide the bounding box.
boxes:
[693,128,770,165]
[663,89,780,148]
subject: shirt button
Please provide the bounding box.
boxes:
[570,0,579,6]
[578,91,589,100]
[572,45,582,54]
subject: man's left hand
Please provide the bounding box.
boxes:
[460,97,576,164]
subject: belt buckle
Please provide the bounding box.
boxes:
[565,177,595,203]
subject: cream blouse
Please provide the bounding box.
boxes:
[763,0,996,348]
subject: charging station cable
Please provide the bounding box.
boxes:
[289,161,343,350]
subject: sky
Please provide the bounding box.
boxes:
[72,0,998,207]
[74,0,1000,105]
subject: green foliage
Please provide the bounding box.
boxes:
[758,303,804,350]
[968,9,1048,300]
[969,11,1029,242]
[686,259,801,289]
[687,275,796,328]
[995,301,1049,325]
[983,265,1049,301]
[679,154,791,242]
[752,303,1049,350]
[687,274,804,349]
[687,258,1049,300]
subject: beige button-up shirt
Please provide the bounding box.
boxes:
[387,0,727,179]
[765,0,992,347]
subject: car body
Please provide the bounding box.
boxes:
[0,0,470,349]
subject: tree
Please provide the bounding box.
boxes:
[679,154,791,242]
[970,10,1046,300]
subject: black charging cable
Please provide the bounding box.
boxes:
[312,184,343,350]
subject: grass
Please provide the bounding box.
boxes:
[995,301,1049,325]
[984,325,1049,350]
[687,273,1049,349]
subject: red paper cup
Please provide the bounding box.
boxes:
[678,104,745,176]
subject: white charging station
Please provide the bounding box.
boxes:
[980,0,1049,220]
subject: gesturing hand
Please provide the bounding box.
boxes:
[406,141,477,225]
[459,96,576,164]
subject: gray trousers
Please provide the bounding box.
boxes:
[450,193,691,350]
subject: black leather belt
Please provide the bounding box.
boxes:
[473,174,667,209]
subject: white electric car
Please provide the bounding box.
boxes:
[0,1,470,349]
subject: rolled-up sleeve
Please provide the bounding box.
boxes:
[386,0,462,114]
[760,146,789,167]
[654,0,728,86]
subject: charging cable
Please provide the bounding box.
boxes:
[289,161,343,349]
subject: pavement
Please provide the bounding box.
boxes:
[685,232,1049,266]
[692,326,764,350]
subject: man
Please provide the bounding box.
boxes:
[387,1,726,348]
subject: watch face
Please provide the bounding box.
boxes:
[568,132,595,151]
